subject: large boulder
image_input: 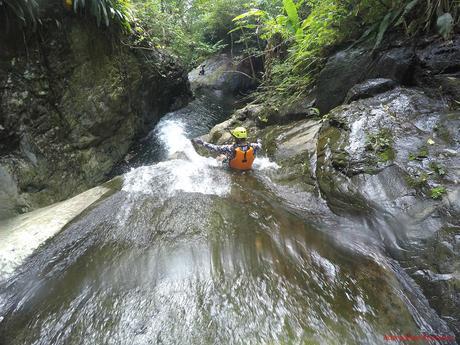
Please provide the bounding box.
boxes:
[0,18,190,219]
[260,119,321,191]
[316,87,458,218]
[315,87,459,334]
[188,53,260,94]
[316,48,372,114]
[345,78,397,104]
[316,35,460,114]
[414,36,460,100]
[199,101,321,192]
[202,97,318,145]
[316,44,416,113]
[415,36,460,74]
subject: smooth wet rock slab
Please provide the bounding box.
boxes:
[0,185,110,280]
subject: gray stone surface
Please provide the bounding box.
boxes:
[345,78,397,103]
[188,53,259,94]
[0,19,190,219]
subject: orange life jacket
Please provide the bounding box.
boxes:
[229,146,255,170]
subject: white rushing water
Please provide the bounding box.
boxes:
[122,119,279,198]
[122,120,231,198]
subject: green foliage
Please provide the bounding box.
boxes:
[408,145,430,160]
[233,0,359,104]
[0,0,132,32]
[130,0,281,68]
[283,0,300,31]
[405,171,429,188]
[356,0,459,48]
[406,159,447,199]
[0,0,39,30]
[365,128,394,158]
[437,12,454,39]
[417,146,429,158]
[430,186,447,199]
[72,0,133,30]
[364,129,397,162]
[230,0,459,105]
[378,147,396,162]
[202,0,257,45]
[429,162,447,176]
[131,0,228,68]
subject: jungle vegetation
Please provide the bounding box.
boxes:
[2,0,458,102]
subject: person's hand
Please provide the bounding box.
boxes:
[257,138,262,144]
[193,138,203,145]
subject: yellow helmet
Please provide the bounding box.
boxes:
[230,127,248,139]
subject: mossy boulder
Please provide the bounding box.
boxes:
[259,119,321,191]
[316,87,459,222]
[315,87,460,330]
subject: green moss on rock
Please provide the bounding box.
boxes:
[430,186,447,199]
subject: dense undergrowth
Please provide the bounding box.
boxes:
[129,0,282,68]
[233,0,459,105]
[2,0,458,100]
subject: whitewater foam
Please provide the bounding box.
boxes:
[122,120,230,198]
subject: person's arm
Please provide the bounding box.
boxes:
[250,139,262,153]
[193,139,234,155]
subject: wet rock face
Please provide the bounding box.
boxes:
[0,20,190,219]
[401,226,460,336]
[316,35,460,114]
[316,45,416,113]
[345,78,396,104]
[0,167,27,218]
[316,87,458,219]
[188,53,261,94]
[315,87,460,335]
[415,36,460,100]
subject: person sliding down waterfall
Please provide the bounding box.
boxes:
[192,127,262,171]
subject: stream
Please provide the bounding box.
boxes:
[0,92,455,344]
